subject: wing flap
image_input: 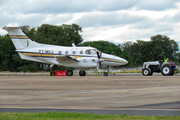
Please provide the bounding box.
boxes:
[56,55,79,62]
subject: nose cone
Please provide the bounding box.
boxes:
[119,57,128,65]
[123,58,128,65]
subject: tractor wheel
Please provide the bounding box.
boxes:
[170,68,174,76]
[149,70,153,76]
[161,65,172,76]
[142,68,150,76]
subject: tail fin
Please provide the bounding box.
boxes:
[2,26,39,50]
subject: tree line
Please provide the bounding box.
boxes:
[0,24,179,72]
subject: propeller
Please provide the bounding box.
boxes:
[96,51,103,69]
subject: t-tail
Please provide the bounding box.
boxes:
[2,26,39,50]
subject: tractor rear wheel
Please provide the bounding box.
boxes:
[161,65,172,76]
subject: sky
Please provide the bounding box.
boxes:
[0,0,180,48]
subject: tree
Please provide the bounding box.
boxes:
[150,34,179,61]
[21,24,83,46]
[121,34,179,66]
[0,34,39,72]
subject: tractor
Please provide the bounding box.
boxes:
[142,61,177,76]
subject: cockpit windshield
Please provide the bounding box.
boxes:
[85,49,99,55]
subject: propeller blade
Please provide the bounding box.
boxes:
[99,51,102,58]
[96,51,103,69]
[97,51,100,59]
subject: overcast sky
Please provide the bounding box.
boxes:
[0,0,180,48]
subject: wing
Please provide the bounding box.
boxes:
[56,55,79,62]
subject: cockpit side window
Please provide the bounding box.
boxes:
[85,49,91,54]
[85,49,100,55]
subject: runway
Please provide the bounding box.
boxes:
[0,74,180,116]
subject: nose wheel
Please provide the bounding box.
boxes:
[103,72,108,76]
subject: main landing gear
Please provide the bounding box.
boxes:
[67,66,110,76]
[66,70,86,76]
[79,70,86,76]
[67,70,73,76]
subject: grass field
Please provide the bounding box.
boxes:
[0,112,179,120]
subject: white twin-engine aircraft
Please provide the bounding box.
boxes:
[2,26,128,76]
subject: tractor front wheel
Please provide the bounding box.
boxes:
[142,68,150,76]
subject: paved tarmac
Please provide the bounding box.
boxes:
[0,73,180,116]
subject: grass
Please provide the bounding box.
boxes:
[0,112,179,120]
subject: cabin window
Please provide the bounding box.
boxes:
[72,51,76,54]
[80,51,83,54]
[58,51,62,55]
[65,51,69,54]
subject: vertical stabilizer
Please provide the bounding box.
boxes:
[2,26,39,50]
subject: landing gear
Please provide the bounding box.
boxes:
[67,70,73,76]
[103,72,108,76]
[79,70,86,76]
[103,66,110,76]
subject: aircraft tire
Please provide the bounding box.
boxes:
[67,70,73,76]
[79,70,86,76]
[161,65,172,76]
[103,72,108,76]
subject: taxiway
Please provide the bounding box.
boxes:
[0,74,180,116]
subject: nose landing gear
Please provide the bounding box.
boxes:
[103,72,108,76]
[103,66,110,76]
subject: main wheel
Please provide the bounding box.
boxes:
[67,70,73,76]
[142,68,150,76]
[79,70,86,76]
[161,65,172,76]
[103,72,108,76]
